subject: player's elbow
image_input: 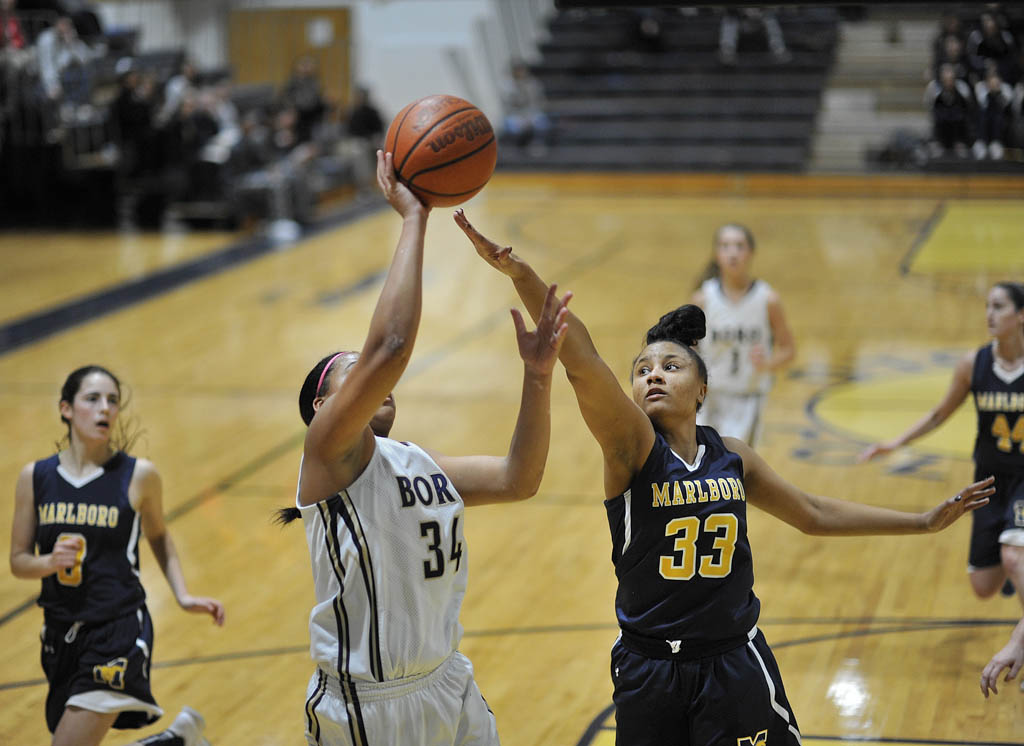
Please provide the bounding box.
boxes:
[503,469,544,502]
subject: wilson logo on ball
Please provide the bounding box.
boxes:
[427,115,494,153]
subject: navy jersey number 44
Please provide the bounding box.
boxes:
[605,426,759,657]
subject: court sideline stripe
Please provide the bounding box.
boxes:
[0,199,385,356]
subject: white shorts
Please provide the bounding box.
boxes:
[697,392,765,445]
[304,651,499,746]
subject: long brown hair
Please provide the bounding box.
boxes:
[695,223,757,289]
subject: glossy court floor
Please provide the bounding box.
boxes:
[1,172,1023,745]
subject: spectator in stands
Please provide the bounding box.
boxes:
[631,8,668,54]
[925,62,974,158]
[973,63,1014,159]
[281,54,326,144]
[36,14,101,119]
[967,11,1018,86]
[111,62,158,177]
[156,58,198,127]
[0,0,26,52]
[933,12,965,62]
[61,0,102,41]
[199,82,241,166]
[343,84,383,192]
[718,7,791,66]
[932,33,969,84]
[500,60,551,154]
[230,105,316,240]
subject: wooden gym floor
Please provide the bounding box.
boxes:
[1,173,1023,745]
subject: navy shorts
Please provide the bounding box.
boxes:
[40,606,162,733]
[611,628,800,746]
[968,467,1024,569]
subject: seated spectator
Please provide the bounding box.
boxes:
[1,0,29,114]
[111,62,158,177]
[719,7,791,65]
[281,54,326,144]
[931,33,969,84]
[36,14,102,120]
[343,84,382,192]
[156,58,198,127]
[966,11,1018,85]
[61,0,102,41]
[229,106,317,240]
[932,12,964,62]
[500,60,551,153]
[0,0,26,54]
[973,64,1014,159]
[925,62,974,157]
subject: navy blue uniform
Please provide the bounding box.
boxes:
[605,427,800,746]
[968,344,1024,569]
[33,452,161,732]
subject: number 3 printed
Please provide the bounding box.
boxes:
[55,532,87,587]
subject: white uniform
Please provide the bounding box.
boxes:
[296,437,498,746]
[697,278,774,444]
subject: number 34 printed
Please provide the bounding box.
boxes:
[419,517,463,579]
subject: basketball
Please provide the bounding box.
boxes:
[385,95,498,207]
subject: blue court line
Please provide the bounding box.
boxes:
[899,200,947,276]
[0,199,384,356]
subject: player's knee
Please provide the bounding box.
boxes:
[969,573,1002,598]
[1001,545,1024,578]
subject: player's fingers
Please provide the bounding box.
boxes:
[551,322,569,352]
[538,284,559,324]
[1008,658,1023,681]
[510,308,527,338]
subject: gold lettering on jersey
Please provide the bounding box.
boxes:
[976,391,1024,412]
[707,480,721,501]
[651,478,746,508]
[718,478,733,500]
[729,477,745,501]
[37,501,120,528]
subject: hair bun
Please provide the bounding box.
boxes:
[646,304,706,347]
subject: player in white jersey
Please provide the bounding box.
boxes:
[691,224,795,445]
[276,150,570,746]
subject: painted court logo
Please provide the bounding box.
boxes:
[737,730,767,746]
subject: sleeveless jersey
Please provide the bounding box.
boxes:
[698,278,773,395]
[33,452,145,623]
[605,426,759,655]
[971,343,1024,473]
[297,437,467,683]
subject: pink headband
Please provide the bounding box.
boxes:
[315,352,348,398]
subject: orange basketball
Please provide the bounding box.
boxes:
[385,95,497,207]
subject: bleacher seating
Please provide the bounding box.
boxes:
[501,8,840,171]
